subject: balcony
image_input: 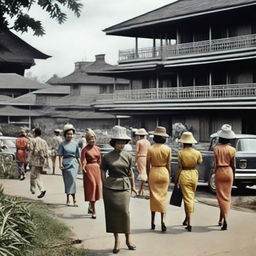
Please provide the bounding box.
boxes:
[96,83,256,102]
[119,34,256,62]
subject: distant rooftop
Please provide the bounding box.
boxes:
[48,54,129,86]
[0,73,48,90]
[104,0,256,36]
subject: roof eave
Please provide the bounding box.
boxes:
[105,2,256,36]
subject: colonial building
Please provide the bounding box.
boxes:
[48,54,130,129]
[94,0,256,141]
[0,29,50,75]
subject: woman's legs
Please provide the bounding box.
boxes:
[138,181,145,196]
[113,233,120,250]
[125,233,136,249]
[151,211,155,230]
[161,212,167,232]
[90,201,96,218]
[71,194,78,206]
[66,194,70,205]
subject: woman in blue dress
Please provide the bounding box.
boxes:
[58,124,81,206]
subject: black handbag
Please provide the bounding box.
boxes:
[169,184,183,207]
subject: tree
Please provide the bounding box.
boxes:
[0,0,83,36]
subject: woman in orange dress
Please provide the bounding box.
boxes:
[16,129,29,180]
[135,128,150,196]
[81,129,102,219]
[214,124,236,230]
[146,126,171,232]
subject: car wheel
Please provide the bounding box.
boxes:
[208,171,216,194]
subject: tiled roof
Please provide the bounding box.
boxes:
[0,73,48,89]
[49,55,129,85]
[0,106,40,116]
[50,110,115,119]
[33,85,70,95]
[49,95,95,108]
[7,93,36,106]
[0,29,50,63]
[104,0,256,34]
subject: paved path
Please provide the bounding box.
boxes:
[1,173,256,256]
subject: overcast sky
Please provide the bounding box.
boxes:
[14,0,175,82]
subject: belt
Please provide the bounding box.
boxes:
[216,165,229,168]
[63,156,75,159]
[152,165,166,167]
[182,167,195,170]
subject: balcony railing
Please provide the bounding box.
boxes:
[96,83,256,102]
[119,34,256,62]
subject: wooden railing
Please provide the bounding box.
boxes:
[96,83,256,102]
[119,34,256,62]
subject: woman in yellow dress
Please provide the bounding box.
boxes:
[146,126,171,232]
[176,132,202,232]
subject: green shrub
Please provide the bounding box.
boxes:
[0,158,19,179]
[0,185,35,256]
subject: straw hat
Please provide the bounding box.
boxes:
[217,124,236,139]
[54,129,62,133]
[151,126,169,138]
[20,129,26,135]
[85,128,96,140]
[111,126,131,140]
[178,132,197,144]
[135,128,148,136]
[63,124,75,133]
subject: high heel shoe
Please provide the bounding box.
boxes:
[151,223,155,230]
[127,245,136,250]
[161,223,167,232]
[112,248,120,254]
[221,223,227,230]
[218,221,222,226]
[186,225,192,232]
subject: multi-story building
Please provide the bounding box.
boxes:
[94,0,256,141]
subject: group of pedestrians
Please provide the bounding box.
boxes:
[15,122,236,254]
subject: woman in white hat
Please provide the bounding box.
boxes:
[101,126,137,254]
[135,128,151,196]
[176,131,202,232]
[58,124,81,206]
[214,124,236,230]
[81,129,102,219]
[146,126,171,232]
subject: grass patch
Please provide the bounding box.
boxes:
[20,201,88,256]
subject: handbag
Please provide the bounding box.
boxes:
[169,183,183,207]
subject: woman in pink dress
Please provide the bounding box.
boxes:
[135,128,151,196]
[81,129,102,219]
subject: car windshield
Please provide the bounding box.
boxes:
[237,139,256,152]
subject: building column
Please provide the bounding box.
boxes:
[209,72,212,97]
[209,25,212,50]
[153,38,156,57]
[176,28,180,55]
[135,37,138,58]
[177,73,180,98]
[193,77,196,97]
[113,77,116,92]
[156,74,159,99]
[7,116,10,124]
[29,106,32,130]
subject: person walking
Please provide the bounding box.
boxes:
[29,128,48,198]
[176,132,202,232]
[16,129,29,180]
[214,124,236,231]
[50,129,62,175]
[135,128,150,196]
[146,126,171,232]
[58,124,81,206]
[81,129,102,219]
[101,126,137,254]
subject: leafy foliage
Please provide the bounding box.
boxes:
[0,157,18,179]
[0,0,83,36]
[0,185,35,256]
